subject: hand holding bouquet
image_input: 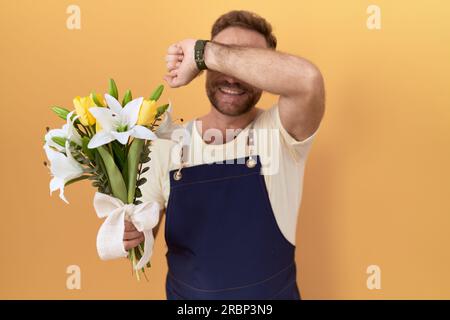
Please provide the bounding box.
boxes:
[43,79,177,280]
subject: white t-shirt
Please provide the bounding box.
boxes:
[141,104,318,245]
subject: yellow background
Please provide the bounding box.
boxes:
[1,0,449,299]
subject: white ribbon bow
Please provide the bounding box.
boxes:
[93,192,160,270]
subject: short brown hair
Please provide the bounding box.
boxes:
[211,10,277,49]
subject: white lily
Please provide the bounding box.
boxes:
[87,94,157,149]
[155,101,183,140]
[44,111,82,151]
[44,141,84,204]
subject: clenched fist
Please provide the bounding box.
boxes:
[163,39,201,88]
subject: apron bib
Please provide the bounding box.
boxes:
[164,120,301,300]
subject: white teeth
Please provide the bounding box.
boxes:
[219,87,244,95]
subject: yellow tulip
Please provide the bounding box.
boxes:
[137,99,158,126]
[73,96,96,126]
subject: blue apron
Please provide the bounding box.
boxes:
[164,120,301,300]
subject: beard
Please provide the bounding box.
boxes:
[205,74,262,117]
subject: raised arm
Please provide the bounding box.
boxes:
[204,42,324,140]
[164,39,325,141]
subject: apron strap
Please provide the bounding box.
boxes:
[246,121,257,168]
[173,120,194,181]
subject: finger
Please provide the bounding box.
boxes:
[167,69,178,77]
[165,54,183,62]
[123,230,143,240]
[167,44,183,55]
[166,61,181,71]
[124,235,144,250]
[124,220,137,232]
[163,69,178,80]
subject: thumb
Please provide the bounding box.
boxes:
[163,73,181,88]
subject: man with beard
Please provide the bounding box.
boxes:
[124,10,325,300]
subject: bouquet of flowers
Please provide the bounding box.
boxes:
[43,79,175,280]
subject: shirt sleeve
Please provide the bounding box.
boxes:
[266,104,319,163]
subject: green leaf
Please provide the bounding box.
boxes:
[52,136,67,147]
[136,177,147,187]
[97,146,127,203]
[108,78,119,100]
[51,106,70,120]
[122,89,132,106]
[141,146,150,156]
[156,104,169,117]
[135,188,142,198]
[122,161,129,189]
[140,156,150,163]
[111,140,126,170]
[126,138,145,203]
[149,84,164,101]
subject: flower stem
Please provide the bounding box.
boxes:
[65,175,90,187]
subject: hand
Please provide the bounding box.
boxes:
[163,39,200,88]
[123,220,144,250]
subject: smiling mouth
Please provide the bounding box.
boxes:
[218,86,246,96]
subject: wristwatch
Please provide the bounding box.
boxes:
[194,40,210,71]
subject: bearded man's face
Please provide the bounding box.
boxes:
[205,26,268,116]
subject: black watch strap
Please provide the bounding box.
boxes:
[194,40,210,71]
